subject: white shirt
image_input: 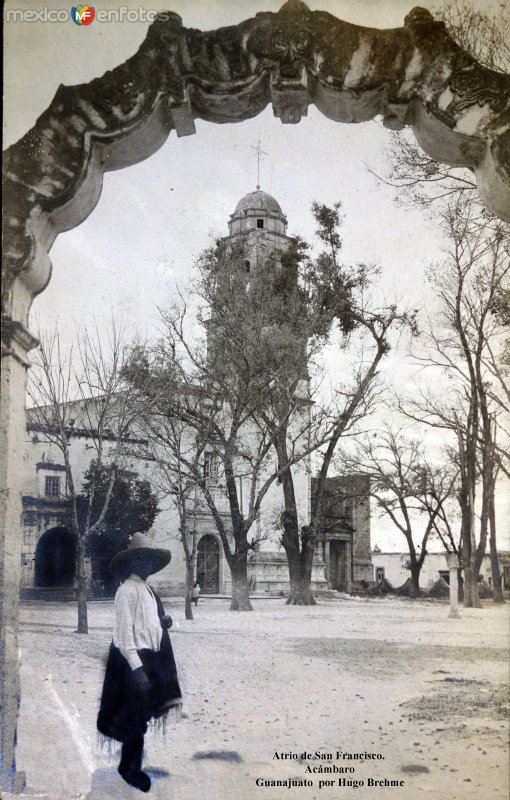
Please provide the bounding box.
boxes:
[113,574,163,670]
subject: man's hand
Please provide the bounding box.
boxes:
[131,666,151,694]
[161,614,173,629]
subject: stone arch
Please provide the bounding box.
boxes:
[34,526,76,588]
[196,534,221,594]
[1,0,510,790]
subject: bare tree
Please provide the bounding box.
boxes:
[368,1,509,604]
[27,324,139,632]
[127,401,203,620]
[438,0,510,72]
[345,426,457,597]
[425,476,462,559]
[398,199,510,605]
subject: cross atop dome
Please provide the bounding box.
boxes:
[251,140,267,190]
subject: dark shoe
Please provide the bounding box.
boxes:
[118,765,151,792]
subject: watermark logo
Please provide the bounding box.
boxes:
[71,4,94,25]
[5,5,171,23]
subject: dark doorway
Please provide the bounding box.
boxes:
[375,567,385,584]
[196,534,220,594]
[329,540,350,592]
[34,527,76,587]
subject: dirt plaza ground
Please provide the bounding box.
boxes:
[4,595,509,800]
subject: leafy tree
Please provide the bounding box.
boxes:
[269,203,416,604]
[80,461,159,592]
[124,238,328,611]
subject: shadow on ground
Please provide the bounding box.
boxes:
[85,766,172,799]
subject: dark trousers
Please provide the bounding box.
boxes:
[119,732,144,773]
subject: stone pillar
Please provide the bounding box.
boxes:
[0,319,38,793]
[345,539,352,594]
[446,552,461,619]
[325,540,331,588]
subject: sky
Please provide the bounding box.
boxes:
[4,0,508,549]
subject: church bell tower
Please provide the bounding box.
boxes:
[223,188,293,274]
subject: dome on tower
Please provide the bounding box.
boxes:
[234,190,283,216]
[228,188,287,237]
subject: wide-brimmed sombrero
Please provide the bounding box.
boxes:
[109,532,171,578]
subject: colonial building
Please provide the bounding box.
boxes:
[21,189,372,598]
[372,550,510,593]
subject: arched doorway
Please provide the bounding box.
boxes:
[329,540,351,592]
[34,527,76,587]
[196,534,220,594]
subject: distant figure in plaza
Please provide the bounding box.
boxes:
[191,581,201,606]
[97,533,182,793]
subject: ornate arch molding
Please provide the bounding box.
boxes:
[2,0,510,327]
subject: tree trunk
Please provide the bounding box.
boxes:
[280,514,316,605]
[458,570,464,602]
[229,558,253,611]
[475,490,489,578]
[409,562,421,599]
[275,431,316,606]
[285,545,317,605]
[285,526,317,605]
[459,497,481,608]
[185,561,194,620]
[76,533,88,634]
[489,490,504,604]
[286,576,316,605]
[462,559,480,608]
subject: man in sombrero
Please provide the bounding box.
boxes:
[97,532,182,792]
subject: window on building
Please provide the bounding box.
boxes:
[204,452,220,481]
[438,570,450,585]
[45,475,61,497]
[257,218,264,229]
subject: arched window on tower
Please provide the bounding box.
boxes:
[257,219,264,229]
[244,260,251,273]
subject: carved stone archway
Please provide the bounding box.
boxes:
[1,0,509,790]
